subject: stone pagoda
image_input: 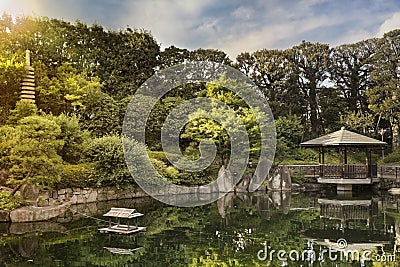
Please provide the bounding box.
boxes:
[20,50,35,103]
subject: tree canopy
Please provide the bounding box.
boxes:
[1,13,400,190]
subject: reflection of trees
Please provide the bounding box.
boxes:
[0,193,398,266]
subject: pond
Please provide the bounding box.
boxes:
[0,190,399,266]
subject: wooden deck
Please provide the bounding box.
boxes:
[99,225,146,234]
[281,164,380,185]
[317,177,380,184]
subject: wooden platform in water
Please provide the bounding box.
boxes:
[98,225,146,234]
[104,247,142,255]
[317,177,380,184]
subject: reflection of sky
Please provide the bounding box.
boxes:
[1,0,400,59]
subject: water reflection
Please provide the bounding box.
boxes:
[0,191,399,266]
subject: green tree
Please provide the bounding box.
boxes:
[331,40,377,113]
[52,113,89,164]
[275,115,303,150]
[7,100,38,125]
[182,77,268,166]
[34,62,102,115]
[159,45,190,69]
[6,116,64,192]
[0,54,25,125]
[78,88,120,137]
[340,111,375,135]
[236,49,305,118]
[289,41,332,137]
[189,48,232,65]
[367,30,400,148]
[82,135,148,188]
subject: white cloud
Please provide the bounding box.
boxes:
[232,6,254,20]
[118,0,215,48]
[212,14,343,59]
[377,11,400,36]
[2,0,400,61]
[331,29,375,47]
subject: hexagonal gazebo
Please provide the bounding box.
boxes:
[300,127,386,191]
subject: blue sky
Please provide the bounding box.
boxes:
[1,0,400,59]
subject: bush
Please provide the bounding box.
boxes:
[55,163,95,189]
[290,169,308,184]
[52,113,90,164]
[0,191,26,211]
[82,135,148,188]
[7,101,38,125]
[380,150,400,165]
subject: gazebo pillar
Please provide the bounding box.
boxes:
[318,147,325,177]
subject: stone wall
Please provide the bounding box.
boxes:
[36,186,147,206]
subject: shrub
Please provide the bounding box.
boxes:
[0,191,26,211]
[55,163,95,189]
[82,135,149,188]
[380,150,400,165]
[52,113,90,164]
[290,169,308,184]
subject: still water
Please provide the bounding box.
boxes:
[0,190,399,266]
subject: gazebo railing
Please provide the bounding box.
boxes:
[320,164,377,179]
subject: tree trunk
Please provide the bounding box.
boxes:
[392,118,400,149]
[309,85,319,137]
[10,184,23,196]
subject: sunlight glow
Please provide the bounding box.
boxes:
[0,0,35,18]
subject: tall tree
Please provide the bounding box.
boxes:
[236,49,305,118]
[159,45,190,69]
[189,48,232,65]
[0,55,25,124]
[289,41,332,137]
[367,30,400,148]
[331,39,378,113]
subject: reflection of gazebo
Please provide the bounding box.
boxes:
[318,198,378,231]
[300,127,386,191]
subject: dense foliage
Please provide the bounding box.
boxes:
[1,13,400,197]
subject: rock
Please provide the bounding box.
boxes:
[9,221,67,234]
[303,183,324,191]
[0,169,9,186]
[236,173,252,192]
[70,194,79,204]
[0,210,10,222]
[217,166,234,193]
[20,184,40,203]
[217,192,234,218]
[10,202,71,223]
[97,190,108,201]
[250,159,273,192]
[58,189,66,195]
[268,166,292,191]
[86,191,98,203]
[292,183,305,192]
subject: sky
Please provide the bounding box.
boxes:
[1,0,400,60]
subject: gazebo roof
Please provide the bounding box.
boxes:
[300,127,386,147]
